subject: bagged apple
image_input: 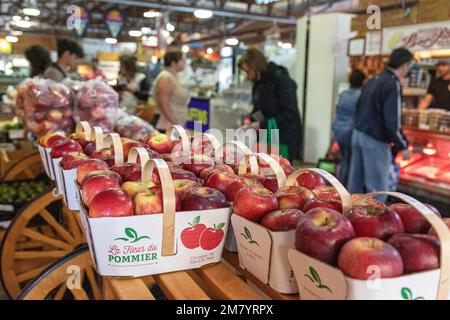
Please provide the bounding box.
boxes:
[74,79,119,131]
[288,191,450,300]
[115,109,158,142]
[77,147,231,277]
[18,78,74,137]
[146,125,190,161]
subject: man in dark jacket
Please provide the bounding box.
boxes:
[348,48,413,199]
[239,48,303,162]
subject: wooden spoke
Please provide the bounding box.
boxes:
[3,153,44,181]
[69,287,89,300]
[17,265,49,283]
[63,209,84,244]
[53,283,67,300]
[22,228,73,251]
[39,209,76,245]
[107,277,155,300]
[15,250,69,260]
[16,241,46,250]
[23,168,35,179]
[85,266,101,300]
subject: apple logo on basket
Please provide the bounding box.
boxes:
[180,216,226,251]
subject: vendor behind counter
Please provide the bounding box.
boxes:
[419,60,450,110]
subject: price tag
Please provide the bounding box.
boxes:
[0,204,15,212]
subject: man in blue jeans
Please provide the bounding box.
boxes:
[348,48,413,200]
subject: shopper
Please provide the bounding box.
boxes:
[44,37,84,82]
[86,57,106,80]
[238,48,303,162]
[116,54,150,115]
[154,51,190,131]
[348,48,412,200]
[24,45,52,77]
[332,69,366,187]
[418,61,450,110]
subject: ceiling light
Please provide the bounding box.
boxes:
[12,16,22,22]
[128,30,142,37]
[142,36,158,47]
[194,9,213,19]
[5,35,18,43]
[24,16,30,20]
[141,27,151,34]
[225,37,239,46]
[166,23,175,32]
[15,20,32,28]
[105,37,117,44]
[166,36,174,45]
[206,48,213,55]
[23,8,40,16]
[143,10,161,18]
[182,45,190,53]
[10,30,23,36]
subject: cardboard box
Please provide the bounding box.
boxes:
[37,144,54,180]
[78,146,232,277]
[288,192,450,300]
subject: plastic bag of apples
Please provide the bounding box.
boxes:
[286,176,450,300]
[74,79,119,131]
[18,78,74,136]
[76,145,232,277]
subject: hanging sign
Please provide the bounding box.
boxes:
[67,3,90,37]
[104,7,125,39]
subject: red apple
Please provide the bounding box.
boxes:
[50,140,82,158]
[89,188,134,218]
[169,168,199,182]
[262,175,280,193]
[390,203,441,234]
[181,217,207,249]
[83,142,97,156]
[346,205,404,241]
[90,147,115,167]
[182,154,215,176]
[313,186,341,201]
[295,171,327,190]
[110,163,140,181]
[205,171,238,194]
[233,186,279,222]
[351,194,386,207]
[338,237,404,279]
[388,233,440,273]
[173,179,200,198]
[276,186,315,211]
[182,187,228,211]
[199,225,225,250]
[60,152,89,170]
[295,208,355,265]
[199,164,234,181]
[303,198,343,213]
[121,180,155,199]
[135,187,182,215]
[261,209,304,232]
[146,134,174,154]
[76,159,109,184]
[225,176,263,202]
[39,132,67,148]
[428,218,450,237]
[69,132,90,148]
[81,171,122,207]
[122,140,161,160]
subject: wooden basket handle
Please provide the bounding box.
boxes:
[215,141,258,174]
[102,133,124,165]
[354,191,450,300]
[238,153,287,189]
[286,168,352,214]
[90,126,105,151]
[166,125,190,157]
[143,158,177,257]
[127,147,151,179]
[75,121,92,141]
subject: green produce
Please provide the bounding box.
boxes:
[0,180,48,204]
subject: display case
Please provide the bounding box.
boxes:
[396,114,450,208]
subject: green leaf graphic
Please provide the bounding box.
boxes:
[304,274,315,283]
[131,236,151,243]
[401,287,413,300]
[114,237,129,241]
[414,297,425,300]
[249,240,260,247]
[318,284,332,294]
[240,232,248,240]
[244,227,251,239]
[125,227,137,240]
[216,223,226,230]
[310,267,320,284]
[193,216,200,226]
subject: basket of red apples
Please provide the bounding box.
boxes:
[288,191,450,300]
[76,146,231,277]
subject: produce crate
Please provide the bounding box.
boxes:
[0,175,51,221]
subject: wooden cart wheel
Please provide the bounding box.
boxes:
[3,153,45,181]
[17,245,103,300]
[0,191,86,299]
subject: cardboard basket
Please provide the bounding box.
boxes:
[37,142,54,181]
[288,191,450,300]
[78,146,232,277]
[232,153,322,294]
